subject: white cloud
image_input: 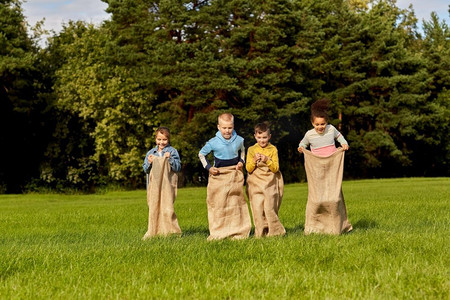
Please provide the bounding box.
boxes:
[22,0,109,33]
[22,0,109,46]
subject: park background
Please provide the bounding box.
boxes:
[1,0,449,193]
[1,1,449,299]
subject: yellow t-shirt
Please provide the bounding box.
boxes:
[246,143,279,174]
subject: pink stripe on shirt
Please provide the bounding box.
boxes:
[311,145,337,157]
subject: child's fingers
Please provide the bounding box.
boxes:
[210,167,220,175]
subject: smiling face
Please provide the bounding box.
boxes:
[254,131,271,148]
[155,132,169,151]
[217,119,234,140]
[312,117,327,134]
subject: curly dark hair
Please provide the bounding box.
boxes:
[310,98,330,122]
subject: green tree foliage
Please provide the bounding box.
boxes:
[104,0,328,183]
[47,0,449,188]
[314,1,427,176]
[2,0,448,192]
[301,0,443,177]
[37,22,99,191]
[0,0,50,192]
[413,12,450,175]
[49,22,158,188]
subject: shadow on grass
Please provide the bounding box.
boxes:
[0,266,19,280]
[286,224,304,235]
[353,219,378,230]
[181,226,210,237]
[284,220,378,235]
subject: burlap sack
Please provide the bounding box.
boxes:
[247,162,285,237]
[143,156,181,239]
[206,166,251,240]
[303,148,353,235]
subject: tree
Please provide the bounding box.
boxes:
[103,0,326,183]
[27,0,450,191]
[0,0,48,192]
[308,0,433,177]
[49,21,158,188]
[411,12,450,176]
[37,21,99,191]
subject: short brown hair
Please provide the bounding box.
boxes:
[155,126,170,142]
[254,122,271,134]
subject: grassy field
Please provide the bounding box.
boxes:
[0,178,449,299]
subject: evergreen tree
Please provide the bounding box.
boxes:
[104,0,324,183]
[314,0,432,177]
[0,0,48,192]
[35,0,450,190]
[413,12,450,175]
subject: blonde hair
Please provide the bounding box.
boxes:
[218,113,234,124]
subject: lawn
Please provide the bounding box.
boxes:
[1,178,449,299]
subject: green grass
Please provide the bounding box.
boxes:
[1,178,449,299]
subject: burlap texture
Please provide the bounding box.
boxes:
[303,148,353,235]
[143,156,181,239]
[247,162,285,237]
[206,166,251,240]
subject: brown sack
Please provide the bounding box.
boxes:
[247,163,285,237]
[143,156,181,239]
[303,148,352,235]
[207,166,251,240]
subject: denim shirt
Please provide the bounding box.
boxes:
[142,145,181,173]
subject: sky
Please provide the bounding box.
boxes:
[22,0,449,45]
[396,0,449,23]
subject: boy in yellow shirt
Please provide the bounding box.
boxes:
[246,122,285,237]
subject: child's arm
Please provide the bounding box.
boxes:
[143,152,153,174]
[298,135,309,153]
[265,147,279,173]
[199,142,220,175]
[246,147,256,173]
[236,143,245,171]
[167,148,181,172]
[198,143,212,170]
[334,127,349,151]
[199,152,219,175]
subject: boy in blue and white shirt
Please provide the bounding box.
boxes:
[198,113,251,240]
[198,113,245,173]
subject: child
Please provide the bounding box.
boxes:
[198,113,251,240]
[142,127,182,239]
[298,99,349,155]
[246,122,285,237]
[298,99,353,235]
